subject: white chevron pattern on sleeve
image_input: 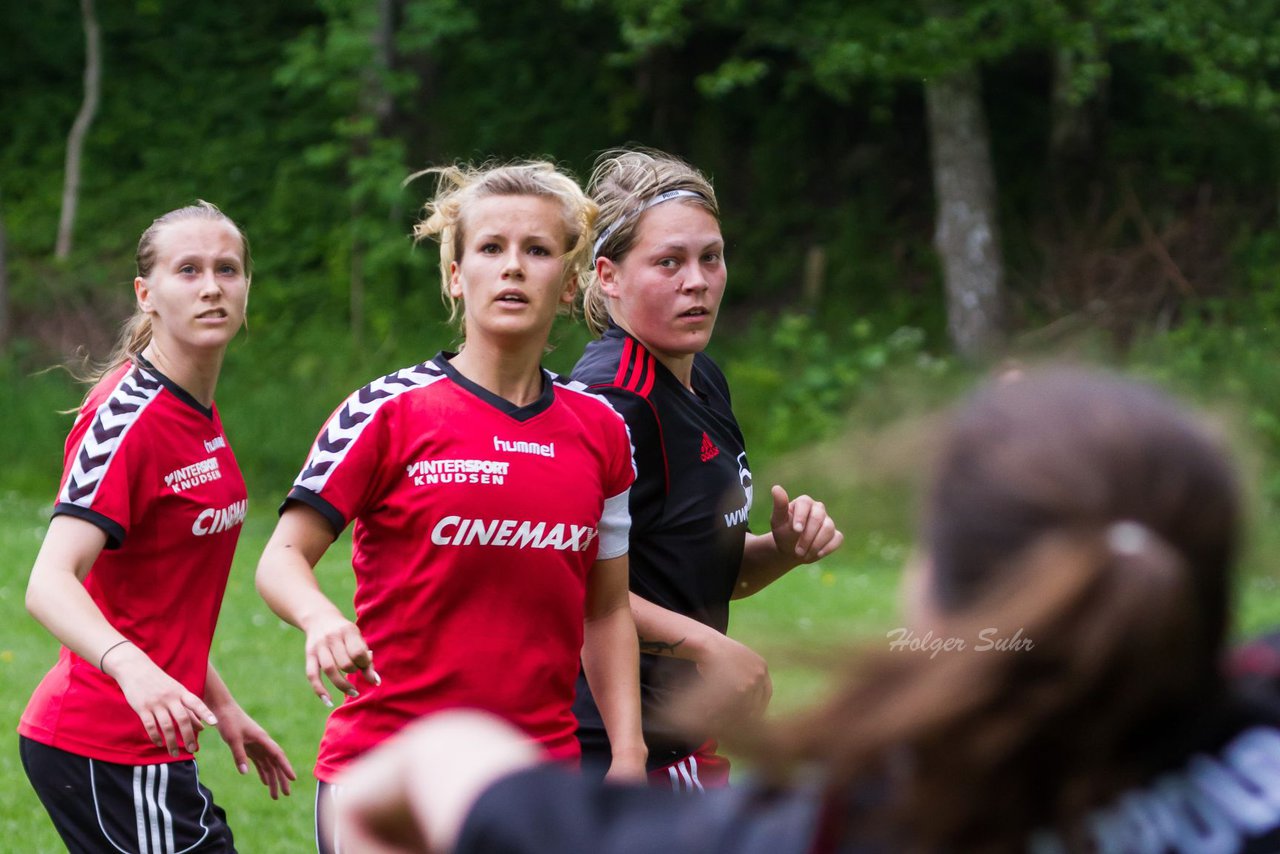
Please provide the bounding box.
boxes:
[295,361,445,495]
[59,366,164,509]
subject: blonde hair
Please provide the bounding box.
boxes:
[89,201,250,388]
[582,148,719,336]
[410,161,596,334]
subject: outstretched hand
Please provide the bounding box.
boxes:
[334,710,545,854]
[769,485,844,564]
[214,703,296,799]
[303,612,381,707]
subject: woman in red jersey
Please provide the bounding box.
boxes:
[255,162,645,853]
[20,202,295,853]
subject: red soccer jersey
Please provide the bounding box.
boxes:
[19,359,247,764]
[285,354,633,781]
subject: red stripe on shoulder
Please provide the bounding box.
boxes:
[613,338,635,387]
[613,337,657,398]
[637,353,657,397]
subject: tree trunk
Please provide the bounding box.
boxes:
[924,65,1006,360]
[0,189,9,352]
[1048,25,1106,213]
[348,0,397,348]
[55,0,102,261]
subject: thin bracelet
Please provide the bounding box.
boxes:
[99,639,131,672]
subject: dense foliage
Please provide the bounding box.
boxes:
[3,0,1279,490]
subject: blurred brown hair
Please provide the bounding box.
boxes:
[757,368,1240,850]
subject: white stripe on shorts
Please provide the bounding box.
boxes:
[157,764,175,853]
[145,765,163,853]
[676,760,695,792]
[687,755,705,792]
[134,766,150,853]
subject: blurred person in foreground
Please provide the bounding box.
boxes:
[331,367,1280,853]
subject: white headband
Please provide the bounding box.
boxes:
[592,189,707,261]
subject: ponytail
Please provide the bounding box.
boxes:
[754,522,1210,849]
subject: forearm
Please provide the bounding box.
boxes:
[203,662,239,716]
[255,548,342,630]
[630,592,722,660]
[582,604,645,761]
[25,518,133,671]
[733,532,799,599]
[254,508,341,632]
[28,568,131,668]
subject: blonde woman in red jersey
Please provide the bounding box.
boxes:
[20,202,295,853]
[255,162,645,854]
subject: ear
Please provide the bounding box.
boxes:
[596,257,621,298]
[134,276,154,313]
[559,272,578,306]
[449,260,463,299]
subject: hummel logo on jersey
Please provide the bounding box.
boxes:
[406,459,510,486]
[699,432,720,462]
[192,498,247,536]
[494,436,556,458]
[165,457,222,493]
[431,516,599,552]
[204,435,227,453]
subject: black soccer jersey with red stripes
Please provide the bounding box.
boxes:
[570,324,752,769]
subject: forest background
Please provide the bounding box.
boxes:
[3,0,1280,848]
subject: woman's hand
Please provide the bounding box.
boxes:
[211,701,296,799]
[105,643,218,757]
[768,485,844,564]
[604,745,649,784]
[302,612,380,706]
[335,710,545,853]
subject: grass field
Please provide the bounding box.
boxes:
[3,431,1279,850]
[0,486,904,852]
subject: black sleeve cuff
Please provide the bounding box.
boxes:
[52,503,126,550]
[280,487,347,537]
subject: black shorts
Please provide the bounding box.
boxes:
[20,736,236,853]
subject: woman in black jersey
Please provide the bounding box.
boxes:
[331,367,1280,854]
[569,147,845,788]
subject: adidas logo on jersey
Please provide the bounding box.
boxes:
[431,516,599,552]
[700,432,720,462]
[192,498,247,536]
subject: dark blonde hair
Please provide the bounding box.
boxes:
[90,201,250,386]
[582,148,719,336]
[758,369,1240,850]
[410,161,596,334]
